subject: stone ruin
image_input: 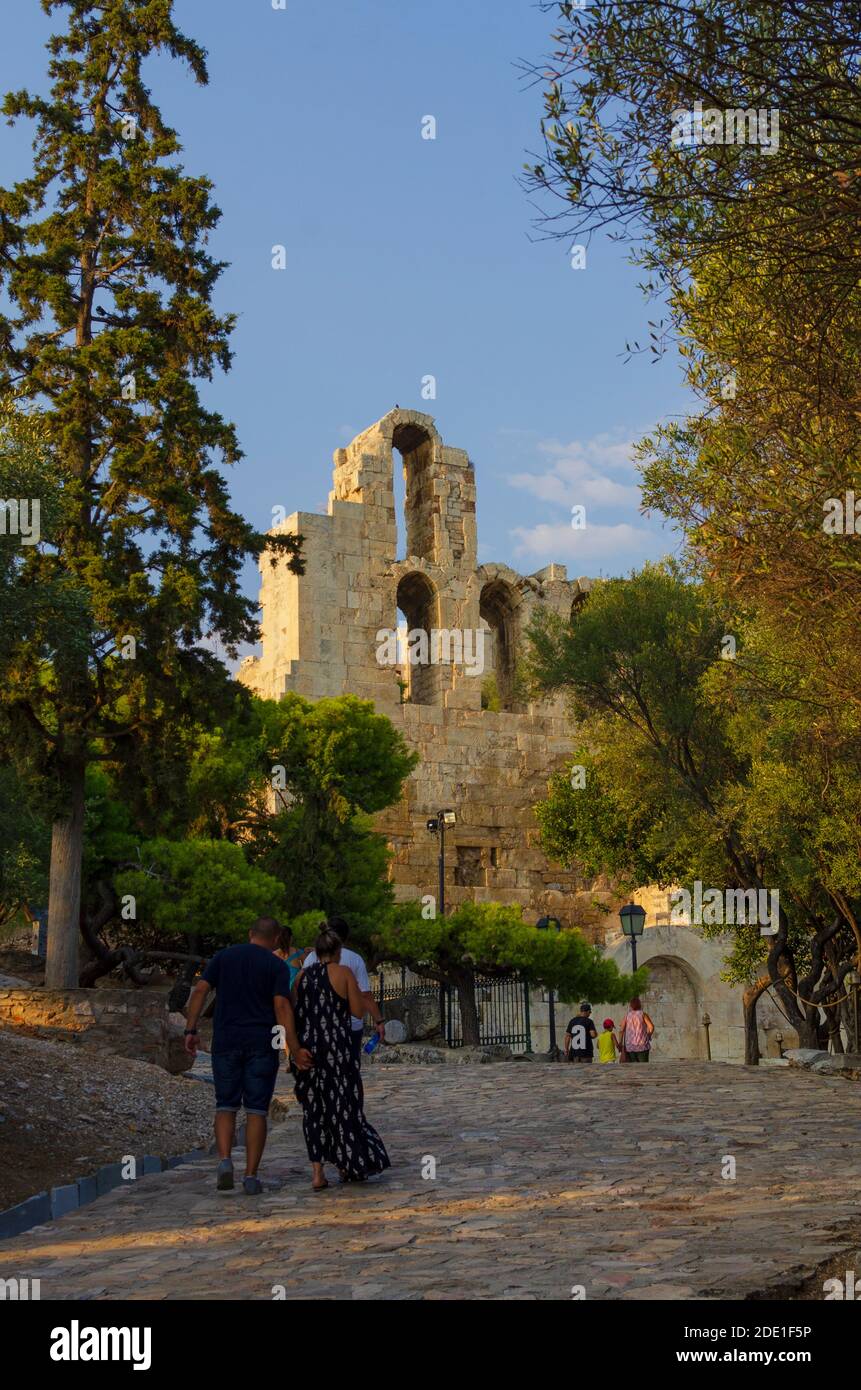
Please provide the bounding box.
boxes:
[238,408,797,1061]
[239,408,619,933]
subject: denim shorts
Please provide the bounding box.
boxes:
[212,1047,280,1116]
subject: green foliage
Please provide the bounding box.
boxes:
[0,1,303,981]
[253,694,417,944]
[528,566,860,1034]
[82,766,140,885]
[268,809,395,948]
[374,900,643,1005]
[286,911,328,950]
[523,3,861,1050]
[0,762,50,926]
[525,3,861,718]
[481,675,501,712]
[74,692,413,960]
[114,838,284,950]
[269,693,418,820]
[537,746,701,895]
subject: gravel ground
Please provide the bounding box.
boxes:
[0,1029,214,1211]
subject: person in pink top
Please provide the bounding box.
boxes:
[619,996,654,1062]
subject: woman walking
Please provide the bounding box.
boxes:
[619,996,654,1062]
[292,927,389,1191]
[274,924,306,990]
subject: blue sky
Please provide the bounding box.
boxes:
[2,0,690,599]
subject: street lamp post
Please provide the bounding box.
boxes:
[426,809,456,919]
[619,902,647,972]
[536,915,562,1060]
[427,810,456,1040]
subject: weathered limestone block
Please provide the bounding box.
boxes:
[381,995,441,1042]
[0,987,192,1074]
[810,1053,861,1079]
[785,1048,830,1069]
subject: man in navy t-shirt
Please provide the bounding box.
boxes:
[184,917,312,1194]
[564,1002,598,1063]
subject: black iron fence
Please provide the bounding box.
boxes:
[442,974,532,1052]
[371,964,532,1052]
[371,962,439,1003]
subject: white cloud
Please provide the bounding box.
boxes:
[507,430,643,511]
[510,519,671,569]
[504,428,679,574]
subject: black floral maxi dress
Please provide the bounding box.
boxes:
[293,962,390,1180]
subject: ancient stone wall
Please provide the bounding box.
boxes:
[0,987,191,1074]
[239,408,618,929]
[239,408,800,1056]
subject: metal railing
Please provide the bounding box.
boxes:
[442,974,532,1052]
[371,963,532,1052]
[371,962,440,1002]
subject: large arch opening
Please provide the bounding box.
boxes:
[396,570,438,705]
[393,422,436,564]
[479,579,519,711]
[638,953,706,1060]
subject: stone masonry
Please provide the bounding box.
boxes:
[237,408,798,1062]
[0,987,191,1075]
[239,408,617,931]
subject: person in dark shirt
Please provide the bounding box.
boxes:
[184,917,312,1194]
[564,1002,598,1063]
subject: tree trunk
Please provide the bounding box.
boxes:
[826,1008,844,1054]
[742,975,769,1065]
[795,1013,820,1049]
[45,763,86,989]
[453,969,480,1046]
[766,907,813,1047]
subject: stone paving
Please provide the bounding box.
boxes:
[1,1060,860,1301]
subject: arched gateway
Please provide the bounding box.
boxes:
[592,923,794,1063]
[606,926,710,1060]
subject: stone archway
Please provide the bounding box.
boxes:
[396,570,439,706]
[479,577,520,710]
[393,419,437,566]
[638,954,704,1059]
[602,924,719,1060]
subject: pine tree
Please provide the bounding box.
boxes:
[0,1,302,986]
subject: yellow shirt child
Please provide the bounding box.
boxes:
[597,1020,618,1063]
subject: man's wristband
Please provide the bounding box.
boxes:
[184,1028,199,1036]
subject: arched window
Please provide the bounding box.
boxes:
[479,579,519,711]
[393,422,435,564]
[396,571,438,705]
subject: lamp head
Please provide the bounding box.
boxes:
[619,902,646,937]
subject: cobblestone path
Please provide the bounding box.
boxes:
[2,1061,859,1300]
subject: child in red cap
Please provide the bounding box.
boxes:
[597,1018,618,1063]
